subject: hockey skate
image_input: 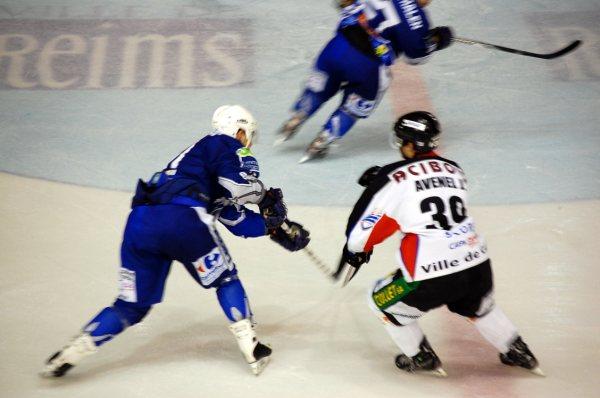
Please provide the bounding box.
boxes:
[41,333,98,377]
[500,336,544,376]
[395,338,447,377]
[298,131,334,164]
[229,319,272,375]
[274,113,306,146]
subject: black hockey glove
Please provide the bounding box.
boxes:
[344,247,372,268]
[269,220,310,252]
[333,244,372,285]
[358,165,381,187]
[258,188,287,229]
[428,26,453,52]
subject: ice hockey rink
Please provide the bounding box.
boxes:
[1,1,599,397]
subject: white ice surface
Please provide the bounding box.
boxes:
[0,1,599,397]
[1,173,599,398]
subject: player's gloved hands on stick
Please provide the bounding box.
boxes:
[258,188,287,229]
[334,245,372,285]
[344,246,372,268]
[428,26,453,51]
[269,220,310,252]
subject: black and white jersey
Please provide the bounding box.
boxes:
[346,154,489,282]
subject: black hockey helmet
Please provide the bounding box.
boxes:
[392,111,441,153]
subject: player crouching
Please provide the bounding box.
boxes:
[336,111,543,377]
[42,105,310,378]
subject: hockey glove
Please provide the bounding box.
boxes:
[337,0,358,9]
[358,165,381,187]
[428,26,454,52]
[333,245,372,286]
[344,247,372,268]
[258,188,287,229]
[269,220,310,252]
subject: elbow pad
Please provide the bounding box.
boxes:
[218,175,266,205]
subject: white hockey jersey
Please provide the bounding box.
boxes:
[346,155,489,282]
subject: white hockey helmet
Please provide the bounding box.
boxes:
[211,105,257,146]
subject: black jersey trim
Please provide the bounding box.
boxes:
[345,156,462,236]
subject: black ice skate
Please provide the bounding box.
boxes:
[250,342,272,375]
[298,131,334,163]
[395,338,447,377]
[41,333,98,377]
[274,113,306,146]
[500,336,544,376]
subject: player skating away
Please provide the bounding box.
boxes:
[42,105,310,378]
[335,111,543,376]
[275,0,452,163]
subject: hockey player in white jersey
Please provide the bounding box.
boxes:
[335,111,542,376]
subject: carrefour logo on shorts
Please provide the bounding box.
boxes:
[194,247,227,285]
[361,212,382,230]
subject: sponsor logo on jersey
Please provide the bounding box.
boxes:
[361,212,382,230]
[118,268,137,302]
[448,235,479,250]
[194,247,228,286]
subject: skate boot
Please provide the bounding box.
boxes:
[298,131,334,163]
[41,333,98,377]
[229,319,272,375]
[500,336,544,376]
[395,338,447,377]
[274,112,306,146]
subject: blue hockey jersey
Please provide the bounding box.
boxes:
[348,0,433,63]
[132,133,267,238]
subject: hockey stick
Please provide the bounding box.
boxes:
[453,37,582,59]
[280,221,336,279]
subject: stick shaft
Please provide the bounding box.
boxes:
[453,37,582,59]
[281,220,335,278]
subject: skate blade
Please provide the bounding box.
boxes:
[250,356,271,376]
[273,136,288,147]
[39,369,55,378]
[426,367,448,377]
[298,154,313,164]
[39,365,64,378]
[530,366,545,377]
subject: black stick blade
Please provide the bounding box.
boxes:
[542,40,582,59]
[454,37,583,60]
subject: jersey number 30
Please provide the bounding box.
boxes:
[420,196,467,230]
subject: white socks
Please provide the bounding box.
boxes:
[474,306,519,353]
[383,321,424,357]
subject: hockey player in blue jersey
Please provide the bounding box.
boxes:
[275,0,453,163]
[42,105,310,377]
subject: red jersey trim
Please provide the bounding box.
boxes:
[364,214,400,252]
[400,233,419,278]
